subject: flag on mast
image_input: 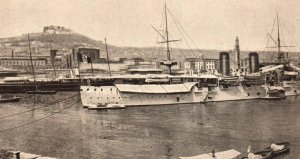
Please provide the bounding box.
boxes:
[78,53,91,63]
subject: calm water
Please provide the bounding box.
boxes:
[0,92,299,159]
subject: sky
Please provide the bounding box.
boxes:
[1,0,300,51]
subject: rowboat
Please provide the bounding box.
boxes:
[180,149,241,159]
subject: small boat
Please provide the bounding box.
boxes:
[241,145,272,159]
[180,149,241,159]
[255,150,272,159]
[26,90,57,95]
[265,142,290,157]
[0,96,21,103]
[87,103,126,110]
[242,150,272,159]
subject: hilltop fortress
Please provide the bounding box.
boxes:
[43,25,73,34]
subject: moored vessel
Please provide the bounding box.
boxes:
[80,74,209,107]
[80,2,210,107]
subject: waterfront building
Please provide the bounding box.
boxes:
[183,58,219,74]
[240,58,250,75]
[0,58,48,67]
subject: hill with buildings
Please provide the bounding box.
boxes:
[0,26,299,63]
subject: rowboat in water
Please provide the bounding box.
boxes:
[180,149,241,159]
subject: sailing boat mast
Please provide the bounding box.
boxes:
[28,34,36,81]
[104,37,112,76]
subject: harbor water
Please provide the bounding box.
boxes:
[0,92,299,158]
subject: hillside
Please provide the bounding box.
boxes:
[0,32,299,63]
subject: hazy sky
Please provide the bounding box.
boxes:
[1,0,300,51]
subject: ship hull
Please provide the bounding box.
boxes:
[80,84,208,107]
[204,85,268,102]
[282,81,300,96]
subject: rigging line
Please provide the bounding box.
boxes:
[150,33,159,59]
[152,17,164,59]
[279,22,290,52]
[156,43,165,60]
[280,28,291,54]
[172,18,197,58]
[0,93,93,133]
[167,10,196,58]
[174,43,186,59]
[263,16,277,54]
[168,33,186,59]
[0,94,78,120]
[150,25,165,59]
[281,22,300,50]
[167,8,204,54]
[156,13,166,61]
[155,4,167,60]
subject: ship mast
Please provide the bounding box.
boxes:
[276,12,284,63]
[28,34,36,82]
[159,2,179,74]
[165,3,170,61]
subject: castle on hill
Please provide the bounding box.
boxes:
[43,25,73,34]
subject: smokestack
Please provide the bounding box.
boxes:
[235,37,240,69]
[11,50,14,59]
[219,52,230,76]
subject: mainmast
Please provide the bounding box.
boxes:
[266,12,294,64]
[28,34,36,82]
[165,3,170,61]
[158,1,179,74]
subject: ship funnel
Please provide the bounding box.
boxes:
[249,52,259,73]
[219,52,230,76]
